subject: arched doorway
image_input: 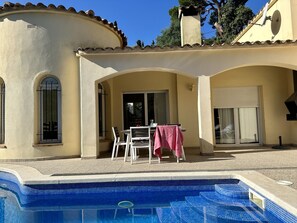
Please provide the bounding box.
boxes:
[97,70,199,150]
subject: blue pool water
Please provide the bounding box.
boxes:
[0,172,296,223]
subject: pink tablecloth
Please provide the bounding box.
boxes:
[153,125,184,158]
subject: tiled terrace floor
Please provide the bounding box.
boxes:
[5,146,297,190]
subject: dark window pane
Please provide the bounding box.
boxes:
[0,81,5,144]
[123,94,145,129]
[40,77,60,142]
[147,93,167,125]
[98,92,103,137]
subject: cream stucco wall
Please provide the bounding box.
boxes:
[176,75,200,147]
[0,11,122,159]
[235,0,295,42]
[211,66,295,145]
[291,0,297,39]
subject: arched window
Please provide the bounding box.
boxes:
[0,79,5,144]
[98,83,106,139]
[39,77,61,143]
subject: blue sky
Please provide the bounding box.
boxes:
[0,0,268,46]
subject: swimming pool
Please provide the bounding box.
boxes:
[0,171,296,223]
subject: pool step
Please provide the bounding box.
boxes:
[186,195,253,211]
[156,191,270,223]
[186,195,269,223]
[215,184,249,198]
[200,191,255,207]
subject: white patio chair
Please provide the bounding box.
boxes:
[111,127,127,160]
[130,126,152,164]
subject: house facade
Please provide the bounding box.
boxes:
[0,0,296,160]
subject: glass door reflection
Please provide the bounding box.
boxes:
[214,108,235,144]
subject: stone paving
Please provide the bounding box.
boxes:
[5,146,297,190]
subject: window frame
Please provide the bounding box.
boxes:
[214,107,261,146]
[38,76,62,143]
[122,91,169,129]
[0,79,5,144]
[98,83,106,139]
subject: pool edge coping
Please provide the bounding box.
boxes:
[0,164,296,217]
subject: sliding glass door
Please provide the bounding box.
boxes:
[214,108,235,144]
[123,92,168,129]
[214,107,259,145]
[239,108,259,144]
[123,94,145,129]
[147,93,167,125]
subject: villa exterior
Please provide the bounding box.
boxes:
[0,0,296,160]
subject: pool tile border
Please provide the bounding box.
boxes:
[0,164,296,217]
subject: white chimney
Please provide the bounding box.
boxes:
[179,6,201,46]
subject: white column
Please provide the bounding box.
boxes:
[79,59,99,159]
[197,76,214,155]
[78,56,116,159]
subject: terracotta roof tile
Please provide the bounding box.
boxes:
[0,2,127,47]
[76,39,297,54]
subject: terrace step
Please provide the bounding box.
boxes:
[215,184,249,198]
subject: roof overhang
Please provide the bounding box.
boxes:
[76,40,297,56]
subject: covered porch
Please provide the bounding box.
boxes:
[77,42,297,159]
